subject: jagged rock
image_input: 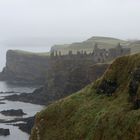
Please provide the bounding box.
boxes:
[0,128,10,136]
[5,87,46,105]
[129,67,140,109]
[13,117,35,134]
[0,116,35,134]
[129,80,139,97]
[132,67,140,81]
[0,109,26,116]
[0,102,5,104]
[134,99,140,109]
[97,80,118,95]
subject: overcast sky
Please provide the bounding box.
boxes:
[0,0,140,42]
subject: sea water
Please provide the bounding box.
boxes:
[0,46,49,140]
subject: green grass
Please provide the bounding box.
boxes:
[129,42,140,54]
[51,36,128,54]
[51,36,140,55]
[8,49,50,57]
[30,53,140,140]
[11,36,140,56]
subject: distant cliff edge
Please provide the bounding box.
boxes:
[0,50,49,84]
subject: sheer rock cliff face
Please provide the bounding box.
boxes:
[5,56,109,105]
[0,50,109,106]
[0,50,49,84]
[39,58,109,105]
[0,49,109,87]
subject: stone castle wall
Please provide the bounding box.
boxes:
[51,44,131,63]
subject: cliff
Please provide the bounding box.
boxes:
[30,53,140,140]
[5,56,109,105]
[0,50,49,84]
[0,36,132,84]
[38,59,108,105]
[0,49,109,107]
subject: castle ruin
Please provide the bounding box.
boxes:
[50,43,131,63]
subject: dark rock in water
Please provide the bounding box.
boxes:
[97,80,118,96]
[0,102,5,104]
[0,109,26,116]
[5,87,46,105]
[13,117,35,134]
[0,128,10,136]
[0,116,35,134]
[0,91,18,94]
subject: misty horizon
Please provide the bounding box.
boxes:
[0,0,140,43]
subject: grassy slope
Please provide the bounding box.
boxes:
[11,50,50,57]
[30,53,140,140]
[51,36,140,55]
[129,42,140,54]
[51,36,128,54]
[11,37,140,56]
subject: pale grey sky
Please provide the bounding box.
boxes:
[0,0,140,42]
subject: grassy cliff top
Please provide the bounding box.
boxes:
[51,36,128,54]
[7,36,140,57]
[30,53,140,140]
[51,36,140,55]
[129,41,140,54]
[7,50,50,57]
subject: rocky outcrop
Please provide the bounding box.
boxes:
[0,128,10,136]
[97,79,118,96]
[13,117,35,134]
[0,50,49,84]
[0,116,35,134]
[129,67,140,109]
[0,102,5,104]
[0,109,26,116]
[5,87,46,105]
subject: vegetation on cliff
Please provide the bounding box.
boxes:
[30,53,140,140]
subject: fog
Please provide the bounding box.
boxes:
[0,0,140,47]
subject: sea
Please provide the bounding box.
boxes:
[0,46,50,140]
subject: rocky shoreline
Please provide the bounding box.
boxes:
[4,87,47,105]
[13,117,35,134]
[0,128,10,136]
[0,116,35,134]
[0,109,26,116]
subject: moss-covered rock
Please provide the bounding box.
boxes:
[97,79,118,95]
